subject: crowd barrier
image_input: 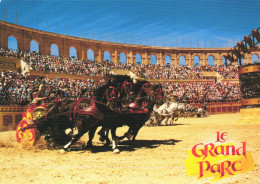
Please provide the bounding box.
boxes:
[29,70,105,82]
[0,56,21,72]
[0,102,242,131]
[192,102,241,114]
[0,105,26,131]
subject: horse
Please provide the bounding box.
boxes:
[148,101,184,126]
[50,76,153,152]
[23,75,163,153]
[85,81,164,153]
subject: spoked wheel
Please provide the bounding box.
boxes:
[16,119,39,147]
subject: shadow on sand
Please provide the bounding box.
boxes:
[68,139,182,153]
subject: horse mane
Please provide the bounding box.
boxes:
[93,84,109,102]
[132,80,149,94]
[109,75,132,83]
[93,75,132,102]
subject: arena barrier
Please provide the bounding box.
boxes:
[238,64,260,123]
[0,105,26,131]
[0,101,242,131]
[191,102,241,115]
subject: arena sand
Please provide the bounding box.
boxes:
[0,113,259,184]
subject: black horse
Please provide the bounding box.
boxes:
[85,81,164,153]
[36,75,163,153]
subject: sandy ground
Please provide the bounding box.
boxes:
[0,113,259,184]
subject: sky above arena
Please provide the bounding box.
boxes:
[1,0,260,63]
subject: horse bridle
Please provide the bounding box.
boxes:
[105,86,119,102]
[121,81,134,99]
[141,83,154,98]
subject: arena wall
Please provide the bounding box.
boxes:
[3,21,258,66]
[0,56,21,72]
[0,102,241,131]
[192,102,241,114]
[0,105,26,131]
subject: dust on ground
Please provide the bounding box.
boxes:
[0,113,259,184]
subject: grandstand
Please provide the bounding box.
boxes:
[0,21,259,130]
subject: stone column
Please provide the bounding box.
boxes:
[95,48,104,63]
[127,50,134,65]
[23,38,31,52]
[201,53,206,66]
[142,52,149,65]
[77,48,83,60]
[188,53,193,66]
[170,54,176,65]
[111,49,119,64]
[0,28,8,49]
[79,48,85,60]
[176,54,180,66]
[157,52,163,65]
[0,24,2,49]
[244,53,252,64]
[18,37,24,51]
[42,36,51,55]
[216,53,222,65]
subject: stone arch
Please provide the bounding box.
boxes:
[104,51,111,62]
[30,40,39,52]
[51,43,59,56]
[193,55,200,66]
[70,47,77,59]
[208,55,215,66]
[87,49,95,61]
[179,55,186,66]
[165,55,171,65]
[8,36,18,50]
[120,52,127,64]
[135,53,142,65]
[150,54,157,65]
[252,53,259,63]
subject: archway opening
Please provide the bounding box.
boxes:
[30,40,39,52]
[8,36,18,51]
[87,49,95,61]
[208,56,215,66]
[240,58,244,65]
[252,54,259,63]
[179,56,186,66]
[222,56,229,65]
[135,54,142,65]
[165,55,171,65]
[194,56,200,66]
[150,55,157,65]
[104,51,111,62]
[51,44,59,56]
[120,52,127,64]
[70,47,77,59]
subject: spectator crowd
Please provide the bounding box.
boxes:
[162,82,241,103]
[0,48,239,79]
[0,70,103,105]
[0,48,242,105]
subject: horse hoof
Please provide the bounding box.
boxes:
[59,149,66,154]
[99,137,105,142]
[86,143,92,148]
[104,142,110,147]
[113,148,120,154]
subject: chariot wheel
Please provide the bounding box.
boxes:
[16,119,40,147]
[32,108,47,122]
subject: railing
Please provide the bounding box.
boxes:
[191,102,241,114]
[0,105,27,131]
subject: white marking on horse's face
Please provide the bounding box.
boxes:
[65,128,72,135]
